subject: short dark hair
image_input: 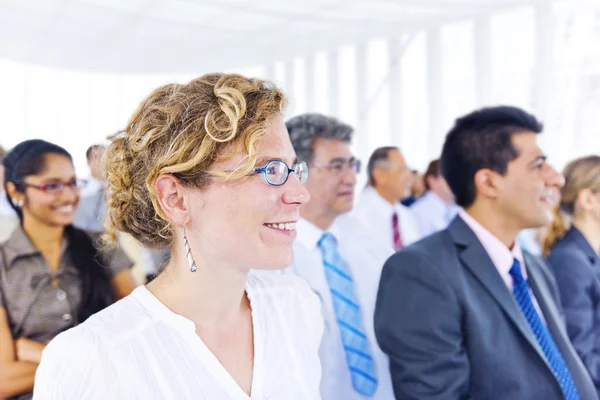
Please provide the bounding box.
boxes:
[423,159,441,191]
[367,146,398,187]
[86,144,105,161]
[440,106,543,208]
[286,113,354,164]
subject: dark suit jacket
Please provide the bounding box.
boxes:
[374,216,597,400]
[548,227,600,395]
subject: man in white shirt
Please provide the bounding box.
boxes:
[285,113,395,400]
[410,158,460,237]
[0,145,18,241]
[354,146,422,251]
[0,145,17,218]
[74,144,108,231]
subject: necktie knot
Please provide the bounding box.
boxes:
[509,258,525,285]
[318,232,337,251]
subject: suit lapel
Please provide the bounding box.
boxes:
[448,218,551,370]
[524,252,596,394]
[525,253,570,356]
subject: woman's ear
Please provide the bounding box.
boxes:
[154,175,198,226]
[576,188,596,213]
[5,181,24,205]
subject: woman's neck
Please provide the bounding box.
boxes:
[21,214,64,252]
[572,214,600,254]
[148,252,250,329]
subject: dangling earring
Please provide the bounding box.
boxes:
[12,198,23,208]
[183,227,197,273]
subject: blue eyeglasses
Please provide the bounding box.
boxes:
[254,160,309,186]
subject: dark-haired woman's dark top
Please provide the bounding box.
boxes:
[548,226,600,396]
[0,225,132,399]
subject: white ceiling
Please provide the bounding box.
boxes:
[0,0,542,74]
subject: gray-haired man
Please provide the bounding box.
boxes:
[285,113,394,400]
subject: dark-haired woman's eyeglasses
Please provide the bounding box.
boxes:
[254,160,308,186]
[18,179,88,195]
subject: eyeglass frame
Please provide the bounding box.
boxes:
[312,157,361,175]
[15,179,88,195]
[253,160,309,187]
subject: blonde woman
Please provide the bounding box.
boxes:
[33,74,323,399]
[544,155,600,395]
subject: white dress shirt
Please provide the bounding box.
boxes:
[0,214,18,242]
[0,192,16,217]
[34,274,324,400]
[353,187,422,250]
[410,191,460,237]
[288,216,395,400]
[80,176,104,198]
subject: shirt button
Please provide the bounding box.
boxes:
[56,289,67,301]
[62,313,72,322]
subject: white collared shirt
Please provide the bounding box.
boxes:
[410,191,460,237]
[287,216,395,400]
[0,192,16,217]
[353,187,422,250]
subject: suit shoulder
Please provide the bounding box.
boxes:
[384,230,453,272]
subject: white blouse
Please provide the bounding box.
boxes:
[33,274,324,400]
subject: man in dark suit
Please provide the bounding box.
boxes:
[374,106,597,400]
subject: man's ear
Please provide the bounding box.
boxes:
[154,175,199,226]
[473,168,502,200]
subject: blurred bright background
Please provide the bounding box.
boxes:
[0,0,598,180]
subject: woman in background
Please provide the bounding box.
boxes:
[0,140,135,399]
[544,155,600,396]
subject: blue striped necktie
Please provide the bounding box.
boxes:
[509,258,580,400]
[318,233,378,397]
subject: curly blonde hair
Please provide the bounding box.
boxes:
[104,73,287,248]
[542,155,600,256]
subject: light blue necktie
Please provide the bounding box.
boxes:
[318,233,378,397]
[510,258,580,400]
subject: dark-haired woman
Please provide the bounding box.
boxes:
[0,139,135,399]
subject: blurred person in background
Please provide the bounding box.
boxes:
[545,155,600,396]
[354,146,422,251]
[410,159,460,237]
[0,145,18,241]
[375,106,596,400]
[0,140,135,400]
[400,169,426,207]
[80,144,106,197]
[286,113,395,400]
[1,145,17,218]
[33,74,323,399]
[74,144,107,231]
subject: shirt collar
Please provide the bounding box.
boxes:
[297,217,342,251]
[360,186,396,216]
[459,209,527,279]
[2,224,69,270]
